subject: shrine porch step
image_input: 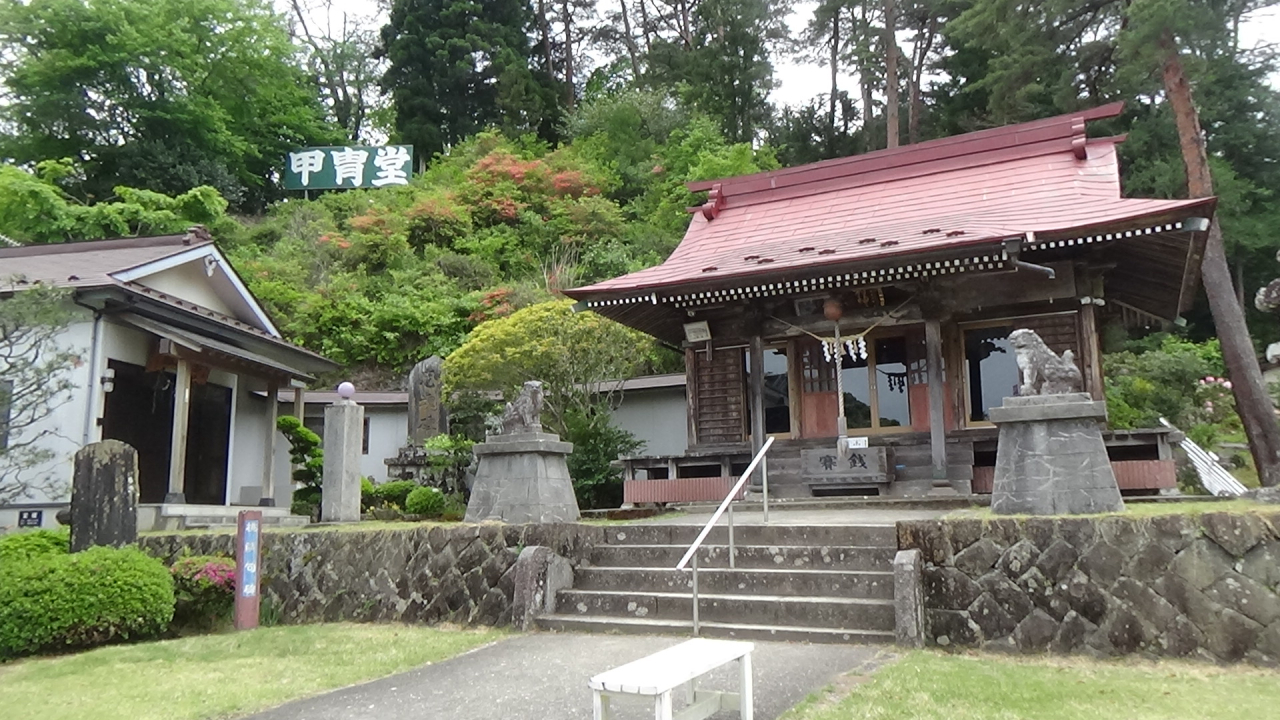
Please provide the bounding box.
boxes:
[555,589,895,630]
[597,523,897,548]
[588,543,897,572]
[574,566,893,599]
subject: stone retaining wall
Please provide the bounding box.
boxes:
[897,512,1280,664]
[140,523,602,626]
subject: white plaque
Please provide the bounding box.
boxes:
[839,436,870,451]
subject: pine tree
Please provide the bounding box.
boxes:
[380,0,558,157]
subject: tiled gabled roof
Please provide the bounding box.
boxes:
[565,103,1213,302]
[0,232,208,288]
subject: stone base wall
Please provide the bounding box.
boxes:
[898,513,1280,664]
[140,523,603,626]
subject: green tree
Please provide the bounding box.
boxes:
[443,300,668,509]
[949,0,1280,485]
[288,0,387,142]
[644,0,788,143]
[0,0,340,212]
[0,283,77,506]
[379,0,559,157]
[0,163,235,245]
[443,299,671,433]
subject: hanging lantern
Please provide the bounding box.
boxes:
[823,296,843,321]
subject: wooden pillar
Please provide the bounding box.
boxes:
[165,358,192,504]
[1079,304,1104,401]
[924,319,948,486]
[293,385,305,421]
[261,380,279,506]
[684,347,698,448]
[749,335,766,455]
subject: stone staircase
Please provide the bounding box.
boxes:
[537,523,897,643]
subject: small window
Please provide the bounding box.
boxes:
[746,346,793,434]
[362,417,371,455]
[964,325,1020,422]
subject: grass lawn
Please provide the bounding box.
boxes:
[0,623,505,720]
[782,651,1280,720]
[947,498,1274,520]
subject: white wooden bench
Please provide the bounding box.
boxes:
[587,638,754,720]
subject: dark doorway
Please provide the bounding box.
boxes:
[101,359,231,504]
[102,360,174,503]
[184,382,231,505]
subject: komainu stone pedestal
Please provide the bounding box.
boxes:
[464,432,580,523]
[990,393,1124,515]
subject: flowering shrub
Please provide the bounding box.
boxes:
[1105,335,1239,447]
[171,556,237,631]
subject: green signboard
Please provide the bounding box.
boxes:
[284,145,413,190]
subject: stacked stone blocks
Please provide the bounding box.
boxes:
[140,523,603,627]
[898,512,1280,664]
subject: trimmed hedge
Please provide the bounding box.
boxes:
[370,480,418,509]
[0,529,70,561]
[405,486,445,516]
[0,546,175,660]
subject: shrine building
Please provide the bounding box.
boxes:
[564,103,1215,500]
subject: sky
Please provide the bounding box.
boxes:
[289,0,1280,109]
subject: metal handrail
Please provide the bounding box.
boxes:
[675,436,775,635]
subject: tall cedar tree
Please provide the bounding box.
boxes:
[380,0,559,158]
[644,0,786,143]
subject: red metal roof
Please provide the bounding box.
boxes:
[566,104,1214,301]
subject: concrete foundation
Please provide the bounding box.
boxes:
[465,432,580,524]
[990,393,1124,515]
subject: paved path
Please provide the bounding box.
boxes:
[248,633,893,720]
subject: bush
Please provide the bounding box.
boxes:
[441,492,468,522]
[1104,334,1237,441]
[405,486,445,516]
[277,415,323,488]
[423,434,475,495]
[170,556,236,631]
[0,546,175,659]
[370,480,418,509]
[292,484,321,520]
[361,477,377,512]
[564,406,643,510]
[0,528,69,561]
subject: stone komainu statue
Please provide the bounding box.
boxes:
[500,380,544,434]
[1008,329,1083,395]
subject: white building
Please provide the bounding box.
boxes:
[0,230,337,531]
[276,375,690,481]
[272,390,410,483]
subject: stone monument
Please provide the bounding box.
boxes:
[989,329,1124,515]
[321,382,364,522]
[408,355,448,444]
[464,381,580,523]
[385,355,449,483]
[69,440,139,552]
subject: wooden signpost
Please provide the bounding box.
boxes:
[234,510,263,630]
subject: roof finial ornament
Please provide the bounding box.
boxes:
[1071,117,1088,159]
[700,183,726,221]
